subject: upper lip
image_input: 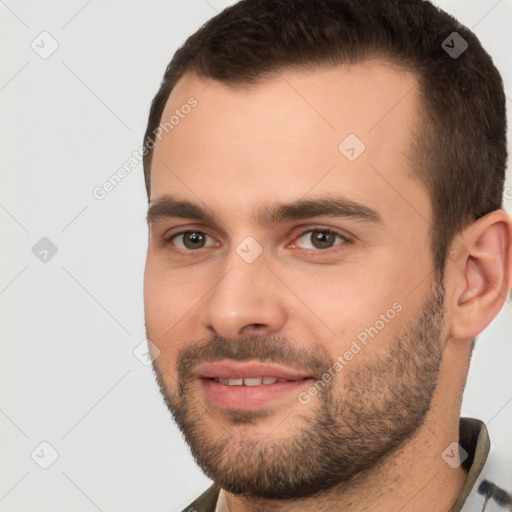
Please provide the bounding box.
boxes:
[194,360,311,380]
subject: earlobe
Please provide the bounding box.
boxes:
[448,210,512,340]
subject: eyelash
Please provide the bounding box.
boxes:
[163,227,351,253]
[164,229,217,250]
[292,228,350,251]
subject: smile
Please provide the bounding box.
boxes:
[212,377,299,386]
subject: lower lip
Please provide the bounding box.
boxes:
[200,378,311,410]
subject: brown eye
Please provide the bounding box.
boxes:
[183,232,206,249]
[171,231,216,250]
[295,229,346,250]
[311,230,336,249]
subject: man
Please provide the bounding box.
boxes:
[142,0,512,510]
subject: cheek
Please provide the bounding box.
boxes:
[143,258,182,341]
[143,275,189,377]
[143,253,213,346]
[281,265,391,327]
[279,260,409,362]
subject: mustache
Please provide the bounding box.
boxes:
[176,334,332,381]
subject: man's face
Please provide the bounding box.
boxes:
[144,62,446,497]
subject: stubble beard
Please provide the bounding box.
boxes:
[150,280,445,500]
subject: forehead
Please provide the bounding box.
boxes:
[150,61,430,229]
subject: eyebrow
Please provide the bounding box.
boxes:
[146,197,219,225]
[257,198,382,225]
[146,195,383,226]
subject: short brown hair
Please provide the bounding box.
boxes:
[143,0,507,274]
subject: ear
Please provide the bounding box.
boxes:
[447,209,512,340]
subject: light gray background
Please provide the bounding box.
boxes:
[1,1,511,511]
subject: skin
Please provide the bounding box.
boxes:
[143,61,512,512]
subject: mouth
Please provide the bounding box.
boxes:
[210,376,298,386]
[194,360,313,410]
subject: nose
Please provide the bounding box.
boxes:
[201,254,288,340]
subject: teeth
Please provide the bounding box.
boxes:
[244,377,263,386]
[214,377,288,386]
